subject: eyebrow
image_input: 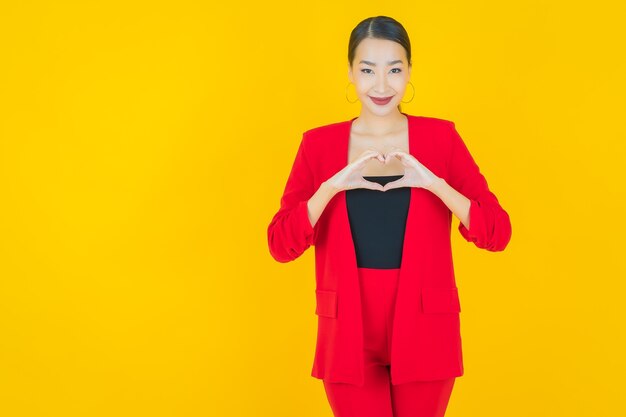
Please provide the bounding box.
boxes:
[359,59,404,66]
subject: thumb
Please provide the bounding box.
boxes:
[362,180,384,192]
[370,182,385,192]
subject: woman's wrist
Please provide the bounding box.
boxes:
[306,181,340,229]
[424,176,445,193]
[320,180,340,198]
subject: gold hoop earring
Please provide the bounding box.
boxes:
[345,82,359,104]
[401,82,415,103]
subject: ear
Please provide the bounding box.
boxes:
[347,64,353,83]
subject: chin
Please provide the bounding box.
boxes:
[368,104,398,114]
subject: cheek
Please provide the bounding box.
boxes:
[355,86,370,96]
[355,76,374,91]
[390,78,407,91]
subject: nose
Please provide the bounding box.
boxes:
[374,73,389,94]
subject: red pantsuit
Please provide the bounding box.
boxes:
[268,113,512,413]
[322,267,456,417]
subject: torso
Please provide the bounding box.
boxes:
[347,114,410,176]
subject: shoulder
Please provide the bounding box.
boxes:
[404,115,460,158]
[303,119,349,140]
[412,115,463,152]
[412,114,456,132]
[299,118,351,156]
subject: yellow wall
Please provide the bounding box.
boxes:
[1,1,624,416]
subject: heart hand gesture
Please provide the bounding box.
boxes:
[380,147,438,191]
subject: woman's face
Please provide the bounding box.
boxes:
[348,37,412,116]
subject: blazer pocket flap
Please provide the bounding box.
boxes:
[315,289,338,318]
[421,286,461,313]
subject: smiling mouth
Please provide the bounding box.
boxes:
[369,95,394,105]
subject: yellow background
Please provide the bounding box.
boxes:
[1,1,625,416]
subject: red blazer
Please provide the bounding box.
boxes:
[267,113,512,386]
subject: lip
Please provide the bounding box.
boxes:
[369,95,394,105]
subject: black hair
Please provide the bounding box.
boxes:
[348,16,412,112]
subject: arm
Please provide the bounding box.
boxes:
[430,122,512,251]
[425,177,472,230]
[267,133,338,263]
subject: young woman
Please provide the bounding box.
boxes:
[267,16,512,417]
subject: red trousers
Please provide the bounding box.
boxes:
[322,267,456,417]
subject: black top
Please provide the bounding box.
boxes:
[345,175,411,269]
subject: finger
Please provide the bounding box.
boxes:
[383,178,406,190]
[360,180,384,191]
[351,152,378,169]
[386,151,411,166]
[371,151,386,164]
[357,149,383,165]
[385,151,403,162]
[386,150,403,160]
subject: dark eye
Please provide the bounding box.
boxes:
[391,68,402,73]
[361,68,373,74]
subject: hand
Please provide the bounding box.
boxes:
[326,149,387,192]
[380,147,439,191]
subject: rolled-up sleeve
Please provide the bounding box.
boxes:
[267,132,317,262]
[446,122,512,251]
